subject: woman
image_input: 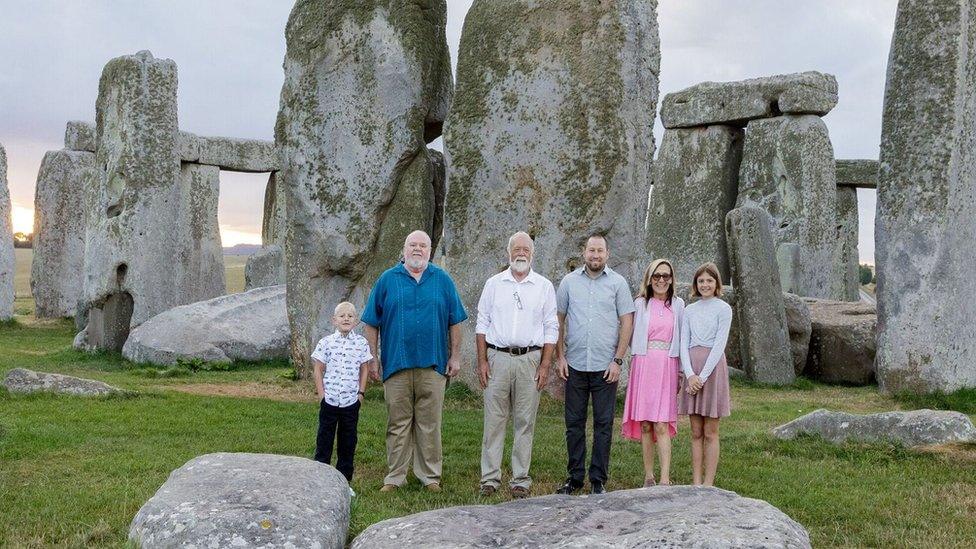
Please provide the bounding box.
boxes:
[679,262,732,486]
[621,258,684,487]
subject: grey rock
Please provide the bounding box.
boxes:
[0,145,12,320]
[661,71,838,129]
[876,0,976,393]
[352,486,810,548]
[783,293,812,376]
[835,159,878,189]
[831,187,860,302]
[444,0,659,395]
[261,172,285,247]
[737,115,837,299]
[647,125,742,283]
[772,408,976,447]
[775,242,801,297]
[725,207,794,385]
[31,150,96,318]
[2,368,121,396]
[244,245,285,291]
[179,132,278,172]
[122,285,288,366]
[803,299,876,385]
[77,51,225,352]
[64,121,96,152]
[129,452,349,549]
[276,2,452,377]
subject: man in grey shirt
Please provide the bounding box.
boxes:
[555,233,635,494]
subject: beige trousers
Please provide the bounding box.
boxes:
[383,366,447,486]
[480,348,542,489]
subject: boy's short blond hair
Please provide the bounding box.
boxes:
[333,301,357,315]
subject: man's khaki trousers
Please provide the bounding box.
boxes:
[480,348,542,489]
[383,366,446,487]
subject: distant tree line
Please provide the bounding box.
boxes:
[859,264,875,285]
[13,232,32,249]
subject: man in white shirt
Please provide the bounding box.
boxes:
[475,231,558,498]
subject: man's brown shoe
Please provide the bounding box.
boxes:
[380,484,398,492]
[425,482,442,493]
[510,486,529,499]
[479,484,496,497]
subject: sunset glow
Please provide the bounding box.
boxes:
[11,204,34,235]
[219,226,262,247]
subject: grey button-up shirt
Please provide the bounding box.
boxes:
[556,266,636,372]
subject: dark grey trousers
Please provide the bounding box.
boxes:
[564,366,618,484]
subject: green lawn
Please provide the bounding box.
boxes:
[2,317,975,547]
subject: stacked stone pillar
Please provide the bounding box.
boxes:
[0,144,13,321]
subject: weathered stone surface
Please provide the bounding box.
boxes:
[444,0,659,393]
[737,115,837,298]
[726,207,794,385]
[647,125,742,283]
[64,121,96,152]
[661,71,838,129]
[2,368,121,396]
[179,132,278,172]
[77,51,225,352]
[0,145,12,321]
[129,452,349,549]
[876,0,976,393]
[784,293,812,376]
[803,299,876,385]
[831,187,860,302]
[835,159,878,188]
[773,409,976,447]
[261,172,286,247]
[31,150,96,318]
[122,285,288,365]
[244,245,285,291]
[276,3,452,377]
[352,486,810,548]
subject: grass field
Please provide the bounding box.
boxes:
[4,253,976,547]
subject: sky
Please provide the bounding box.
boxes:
[0,0,896,261]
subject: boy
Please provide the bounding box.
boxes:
[312,301,372,487]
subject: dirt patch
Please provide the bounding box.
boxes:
[167,382,317,403]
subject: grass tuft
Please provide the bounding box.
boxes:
[892,387,976,415]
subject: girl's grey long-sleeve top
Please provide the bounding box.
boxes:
[679,297,733,383]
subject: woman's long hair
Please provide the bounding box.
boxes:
[637,258,675,307]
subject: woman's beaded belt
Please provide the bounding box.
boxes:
[647,340,670,350]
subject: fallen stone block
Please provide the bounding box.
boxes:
[772,408,976,447]
[351,485,810,548]
[661,71,838,128]
[2,368,121,396]
[803,299,876,385]
[122,285,288,365]
[129,452,349,549]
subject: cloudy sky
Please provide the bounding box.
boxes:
[0,0,896,261]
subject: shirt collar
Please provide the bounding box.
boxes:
[332,329,354,339]
[396,261,439,282]
[501,268,537,284]
[577,265,613,279]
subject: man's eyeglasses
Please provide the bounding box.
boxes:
[651,273,672,281]
[513,290,523,310]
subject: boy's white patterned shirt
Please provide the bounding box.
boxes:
[311,330,373,407]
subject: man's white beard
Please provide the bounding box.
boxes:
[510,258,531,274]
[405,257,428,270]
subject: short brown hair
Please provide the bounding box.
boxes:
[584,232,608,250]
[691,262,724,297]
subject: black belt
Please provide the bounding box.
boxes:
[487,343,542,356]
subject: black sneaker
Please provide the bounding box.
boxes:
[555,479,583,495]
[590,481,606,494]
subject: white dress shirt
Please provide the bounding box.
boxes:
[475,268,559,348]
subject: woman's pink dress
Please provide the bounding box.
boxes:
[621,298,679,442]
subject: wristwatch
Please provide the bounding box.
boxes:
[612,357,623,366]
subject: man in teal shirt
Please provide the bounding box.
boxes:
[362,230,467,493]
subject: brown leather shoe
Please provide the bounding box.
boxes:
[379,484,398,492]
[479,484,496,497]
[425,482,442,493]
[510,486,529,499]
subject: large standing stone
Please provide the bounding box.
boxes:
[831,187,860,302]
[122,285,288,365]
[129,453,349,549]
[352,486,810,548]
[244,245,285,291]
[660,71,838,129]
[76,51,225,352]
[64,121,96,152]
[725,207,794,385]
[31,150,96,318]
[804,299,877,385]
[737,114,837,298]
[0,144,13,321]
[444,0,659,392]
[647,125,742,283]
[876,0,976,393]
[261,172,285,247]
[773,409,976,447]
[276,2,453,377]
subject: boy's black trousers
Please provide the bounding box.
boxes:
[314,399,360,482]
